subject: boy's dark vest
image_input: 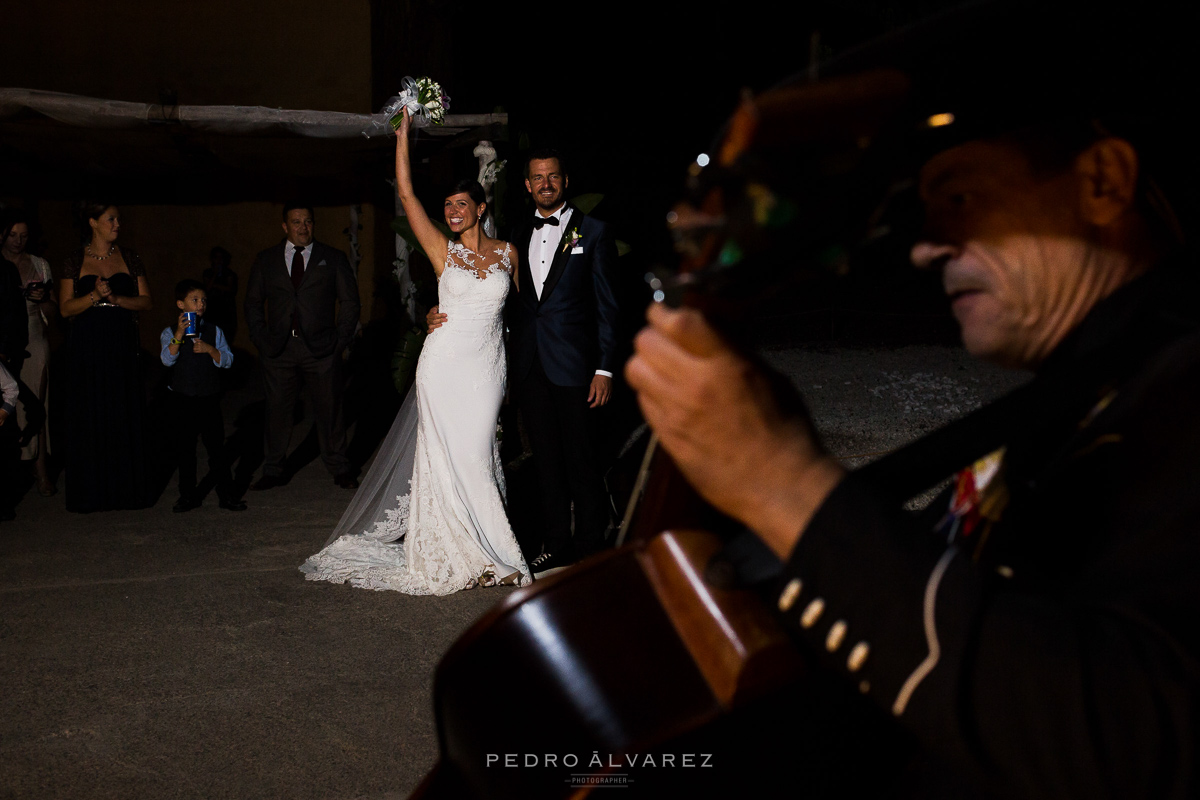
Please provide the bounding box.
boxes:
[171,321,221,397]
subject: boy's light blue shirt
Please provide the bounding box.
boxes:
[160,323,234,369]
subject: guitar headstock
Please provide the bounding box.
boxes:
[653,69,927,330]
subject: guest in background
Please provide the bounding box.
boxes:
[244,204,360,491]
[0,361,18,521]
[202,245,238,341]
[58,203,152,513]
[160,279,244,512]
[0,215,38,512]
[0,219,27,382]
[1,212,56,496]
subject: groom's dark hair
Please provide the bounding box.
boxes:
[524,148,567,178]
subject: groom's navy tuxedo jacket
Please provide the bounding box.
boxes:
[507,206,620,387]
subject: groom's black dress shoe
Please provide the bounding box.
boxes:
[531,551,577,578]
[173,496,201,513]
[250,475,286,491]
[219,497,248,511]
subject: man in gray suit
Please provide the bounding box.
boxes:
[244,204,360,490]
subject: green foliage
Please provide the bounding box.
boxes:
[559,193,632,255]
[390,216,450,251]
[391,325,428,396]
[571,193,604,215]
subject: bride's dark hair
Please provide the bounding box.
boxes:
[447,179,486,207]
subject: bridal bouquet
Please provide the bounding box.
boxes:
[363,76,450,137]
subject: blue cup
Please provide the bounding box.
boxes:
[183,312,198,338]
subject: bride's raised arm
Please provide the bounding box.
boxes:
[395,108,449,276]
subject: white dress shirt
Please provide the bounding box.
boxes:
[528,205,572,300]
[527,206,611,379]
[283,242,313,276]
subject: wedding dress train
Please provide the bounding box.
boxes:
[301,242,530,594]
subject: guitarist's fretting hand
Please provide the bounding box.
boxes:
[625,303,845,559]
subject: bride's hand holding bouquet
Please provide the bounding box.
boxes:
[394,105,412,138]
[364,76,449,137]
[389,76,448,130]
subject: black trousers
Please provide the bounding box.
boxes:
[260,337,349,478]
[516,359,610,559]
[170,391,234,501]
[0,416,18,514]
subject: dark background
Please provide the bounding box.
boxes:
[1,0,965,250]
[392,0,963,261]
[1,0,965,349]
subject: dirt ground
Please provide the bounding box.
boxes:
[0,343,1028,799]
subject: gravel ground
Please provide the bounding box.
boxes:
[762,344,1029,509]
[0,343,1029,798]
[763,344,1029,468]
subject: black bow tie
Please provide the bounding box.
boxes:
[532,216,560,229]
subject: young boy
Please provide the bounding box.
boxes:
[160,279,246,512]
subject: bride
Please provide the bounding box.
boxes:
[301,108,531,594]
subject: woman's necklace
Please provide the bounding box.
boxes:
[87,243,116,261]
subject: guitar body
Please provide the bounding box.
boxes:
[410,531,907,799]
[411,531,785,798]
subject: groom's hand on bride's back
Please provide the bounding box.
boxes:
[426,305,447,333]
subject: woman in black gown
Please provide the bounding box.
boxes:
[58,203,154,512]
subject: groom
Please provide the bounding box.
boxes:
[428,149,620,575]
[510,150,620,574]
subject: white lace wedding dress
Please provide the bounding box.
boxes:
[300,242,531,594]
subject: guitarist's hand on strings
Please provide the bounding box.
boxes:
[626,303,845,559]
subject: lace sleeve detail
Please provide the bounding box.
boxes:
[121,246,147,277]
[61,251,83,281]
[495,242,513,274]
[445,241,472,271]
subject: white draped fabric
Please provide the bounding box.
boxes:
[0,88,506,138]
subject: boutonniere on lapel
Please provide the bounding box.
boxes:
[562,227,583,254]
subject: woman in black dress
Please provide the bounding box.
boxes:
[58,203,153,512]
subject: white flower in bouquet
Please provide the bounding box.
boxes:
[412,77,448,125]
[389,76,450,130]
